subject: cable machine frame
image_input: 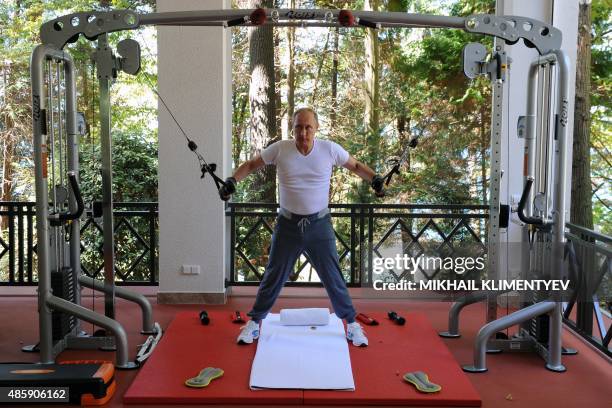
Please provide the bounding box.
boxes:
[32,7,570,373]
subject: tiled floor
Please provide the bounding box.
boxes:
[0,291,610,407]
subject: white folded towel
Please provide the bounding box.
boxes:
[279,308,330,326]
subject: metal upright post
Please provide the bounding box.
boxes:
[546,49,571,373]
[65,49,81,330]
[518,59,540,309]
[486,44,505,328]
[32,6,566,372]
[31,45,54,364]
[96,34,116,320]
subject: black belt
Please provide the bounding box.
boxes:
[279,208,330,221]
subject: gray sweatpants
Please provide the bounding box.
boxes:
[247,209,357,322]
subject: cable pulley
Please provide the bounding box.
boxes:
[147,82,227,191]
[382,136,418,186]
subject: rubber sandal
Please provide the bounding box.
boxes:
[185,367,224,388]
[402,371,441,393]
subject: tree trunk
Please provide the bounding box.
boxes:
[233,96,248,168]
[364,0,380,136]
[310,31,330,105]
[286,0,296,137]
[0,0,32,231]
[330,27,339,130]
[273,25,283,138]
[356,0,381,202]
[248,0,278,202]
[570,2,593,229]
[1,136,15,205]
[364,0,381,169]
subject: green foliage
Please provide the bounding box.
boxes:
[0,0,157,204]
[79,131,158,203]
[1,0,608,236]
[231,0,495,209]
[229,0,497,280]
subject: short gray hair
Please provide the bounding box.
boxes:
[292,107,319,126]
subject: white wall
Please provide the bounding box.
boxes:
[497,0,578,278]
[552,1,579,213]
[157,0,232,302]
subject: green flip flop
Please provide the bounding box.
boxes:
[185,367,224,388]
[402,371,442,393]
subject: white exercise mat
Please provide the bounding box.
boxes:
[249,313,355,390]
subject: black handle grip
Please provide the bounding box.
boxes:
[517,178,543,226]
[496,52,502,80]
[226,16,246,27]
[59,172,84,222]
[358,18,378,29]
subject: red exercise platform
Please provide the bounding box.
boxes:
[124,311,481,406]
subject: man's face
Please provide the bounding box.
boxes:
[292,111,318,151]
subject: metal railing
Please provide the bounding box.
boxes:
[564,223,611,357]
[2,201,490,288]
[0,202,36,285]
[0,202,158,285]
[227,203,489,287]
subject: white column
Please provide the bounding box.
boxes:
[157,0,232,303]
[497,0,578,276]
[552,1,579,215]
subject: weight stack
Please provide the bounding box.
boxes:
[527,287,550,344]
[530,314,550,344]
[51,267,77,342]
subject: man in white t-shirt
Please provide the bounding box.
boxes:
[219,107,385,347]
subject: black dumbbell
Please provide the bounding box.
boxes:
[388,311,405,325]
[199,310,210,325]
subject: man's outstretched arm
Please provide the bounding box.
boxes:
[233,155,266,182]
[343,156,385,197]
[343,156,376,181]
[219,155,266,200]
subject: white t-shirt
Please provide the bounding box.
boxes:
[261,139,349,215]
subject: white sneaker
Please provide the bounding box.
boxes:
[346,322,368,347]
[237,320,260,344]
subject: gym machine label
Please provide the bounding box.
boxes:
[0,387,69,403]
[286,10,316,19]
[41,144,48,179]
[559,98,569,128]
